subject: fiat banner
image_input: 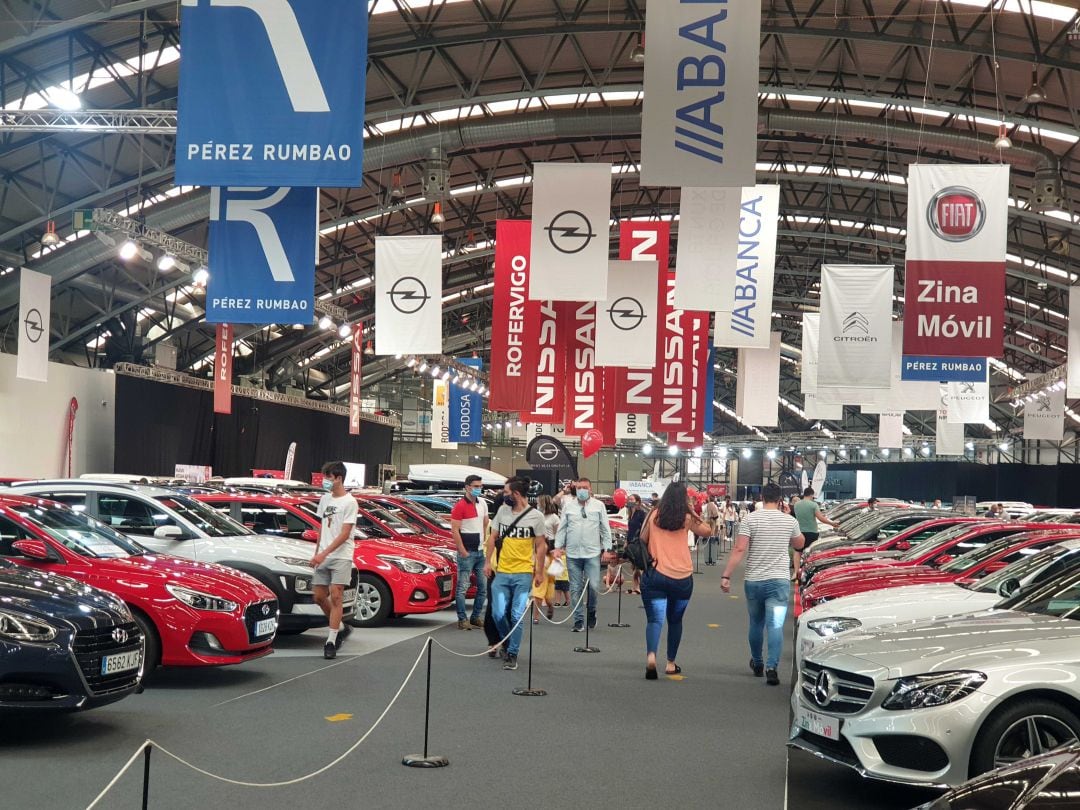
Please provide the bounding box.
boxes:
[520,300,566,424]
[562,301,604,437]
[595,260,660,367]
[489,221,540,411]
[348,329,363,435]
[736,332,781,427]
[213,323,233,415]
[818,265,894,389]
[903,164,1008,358]
[615,221,670,414]
[374,235,442,355]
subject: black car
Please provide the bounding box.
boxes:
[0,558,143,710]
[916,744,1080,809]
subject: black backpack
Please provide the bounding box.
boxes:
[623,514,654,572]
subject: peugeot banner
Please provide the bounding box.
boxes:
[528,163,611,302]
[348,329,363,435]
[176,0,366,187]
[595,260,659,367]
[431,379,458,450]
[489,221,540,412]
[673,187,741,312]
[563,301,604,437]
[640,0,759,188]
[206,186,317,324]
[374,235,442,355]
[903,164,1008,358]
[615,221,669,415]
[945,376,990,425]
[520,300,566,425]
[17,268,50,382]
[1023,374,1065,441]
[818,265,894,389]
[449,358,483,444]
[525,435,578,484]
[213,323,234,415]
[736,332,781,427]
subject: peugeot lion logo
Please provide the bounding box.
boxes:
[23,307,44,343]
[387,276,431,314]
[112,627,129,645]
[545,210,596,254]
[536,442,560,462]
[813,669,836,707]
[1038,398,1053,412]
[607,297,646,331]
[959,382,976,395]
[842,312,870,335]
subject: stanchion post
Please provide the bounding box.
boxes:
[141,744,151,810]
[608,564,630,628]
[513,602,547,697]
[574,578,600,653]
[403,638,450,768]
[694,540,702,574]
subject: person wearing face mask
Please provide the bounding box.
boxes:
[313,461,358,659]
[553,477,613,632]
[450,474,490,631]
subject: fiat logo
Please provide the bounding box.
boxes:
[111,627,129,644]
[927,186,985,242]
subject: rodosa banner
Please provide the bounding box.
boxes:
[489,221,540,412]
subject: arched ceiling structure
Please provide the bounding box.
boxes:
[2,0,1080,443]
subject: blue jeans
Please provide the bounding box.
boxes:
[455,550,487,621]
[745,579,791,670]
[641,569,694,662]
[566,555,601,627]
[489,573,532,656]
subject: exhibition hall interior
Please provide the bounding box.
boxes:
[5,1,1080,808]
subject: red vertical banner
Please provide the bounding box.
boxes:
[563,301,602,437]
[213,323,233,415]
[670,312,711,448]
[521,300,566,424]
[349,329,363,435]
[600,367,618,446]
[489,221,540,411]
[616,221,670,414]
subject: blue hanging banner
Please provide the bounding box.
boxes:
[205,186,317,324]
[449,358,483,443]
[176,0,366,187]
[901,355,987,383]
[703,347,715,434]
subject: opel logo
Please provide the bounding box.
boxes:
[112,627,129,644]
[545,210,596,254]
[813,669,836,707]
[842,312,869,335]
[24,307,44,344]
[536,442,560,462]
[606,297,646,331]
[387,276,430,314]
[261,604,271,616]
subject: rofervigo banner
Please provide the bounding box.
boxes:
[615,221,669,416]
[521,300,566,424]
[640,0,759,188]
[489,221,540,411]
[818,265,894,390]
[374,235,442,355]
[349,328,362,435]
[213,323,233,415]
[903,164,1008,358]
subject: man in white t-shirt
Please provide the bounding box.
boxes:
[313,461,358,660]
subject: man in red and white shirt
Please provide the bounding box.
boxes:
[451,474,490,630]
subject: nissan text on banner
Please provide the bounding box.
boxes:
[431,379,458,450]
[595,260,660,368]
[489,221,539,412]
[640,0,759,188]
[528,163,611,302]
[214,323,234,415]
[176,0,366,187]
[563,301,604,437]
[736,332,781,428]
[349,329,363,436]
[17,268,50,382]
[903,164,1008,358]
[669,311,711,447]
[1023,376,1065,442]
[449,358,483,443]
[521,300,566,424]
[673,187,740,312]
[652,257,710,435]
[375,236,442,355]
[206,187,317,324]
[818,265,894,389]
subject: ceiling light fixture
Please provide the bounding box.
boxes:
[390,171,405,198]
[994,123,1013,150]
[40,220,61,247]
[157,254,176,272]
[1025,65,1047,104]
[630,33,645,63]
[417,361,428,373]
[642,443,653,456]
[741,447,752,459]
[118,240,139,261]
[430,201,445,226]
[192,267,210,286]
[338,323,352,338]
[45,85,81,111]
[318,315,334,330]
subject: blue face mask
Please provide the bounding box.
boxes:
[470,488,482,498]
[576,489,589,502]
[322,479,334,492]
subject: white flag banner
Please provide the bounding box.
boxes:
[375,235,442,355]
[528,162,611,302]
[736,331,781,427]
[1023,376,1065,441]
[595,260,659,367]
[673,187,740,312]
[1069,287,1080,399]
[431,379,458,450]
[524,422,579,445]
[811,460,827,496]
[800,313,846,418]
[804,392,844,420]
[946,376,990,424]
[17,268,50,382]
[615,412,649,440]
[819,265,894,389]
[878,412,905,449]
[640,0,759,188]
[936,409,966,456]
[713,185,780,348]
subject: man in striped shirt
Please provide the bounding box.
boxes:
[721,482,804,686]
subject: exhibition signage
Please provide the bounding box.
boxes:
[945,377,990,425]
[652,259,710,434]
[595,260,660,368]
[520,300,566,424]
[861,322,942,413]
[818,265,894,389]
[615,221,670,414]
[489,221,540,412]
[206,186,317,324]
[176,0,367,187]
[562,301,604,437]
[901,355,987,383]
[526,435,578,484]
[735,331,781,427]
[348,330,362,435]
[936,408,966,456]
[615,412,648,440]
[878,412,904,449]
[16,268,50,382]
[528,163,611,302]
[431,379,457,450]
[1069,287,1080,399]
[284,442,297,480]
[174,464,212,483]
[1023,376,1065,441]
[669,311,711,447]
[213,323,233,415]
[799,314,843,420]
[640,0,759,188]
[374,235,442,355]
[449,358,482,443]
[903,164,1008,358]
[703,346,716,434]
[521,422,578,445]
[673,187,741,312]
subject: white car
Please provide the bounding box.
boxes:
[11,481,356,633]
[790,565,1080,787]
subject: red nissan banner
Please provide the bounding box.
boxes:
[563,300,603,437]
[520,299,566,424]
[616,221,670,412]
[349,328,363,435]
[669,311,711,448]
[213,323,233,415]
[489,221,540,411]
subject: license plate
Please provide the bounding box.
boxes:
[255,618,277,637]
[439,579,451,595]
[101,650,141,676]
[795,706,841,741]
[343,589,357,605]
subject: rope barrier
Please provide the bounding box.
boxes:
[429,591,536,658]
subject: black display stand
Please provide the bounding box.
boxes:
[608,571,631,628]
[402,639,450,768]
[513,612,547,696]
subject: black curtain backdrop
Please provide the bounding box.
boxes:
[114,376,393,484]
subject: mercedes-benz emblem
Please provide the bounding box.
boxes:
[387,276,430,314]
[545,210,596,254]
[111,627,129,644]
[813,669,836,707]
[261,604,271,616]
[536,442,560,462]
[607,297,646,331]
[23,307,44,344]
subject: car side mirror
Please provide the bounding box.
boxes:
[302,529,319,542]
[998,577,1021,598]
[153,525,184,539]
[11,539,52,561]
[895,541,911,551]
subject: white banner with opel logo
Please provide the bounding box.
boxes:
[1023,374,1065,441]
[818,265,893,390]
[595,260,659,367]
[735,331,781,427]
[375,235,442,355]
[17,268,51,382]
[640,0,759,188]
[528,162,611,302]
[945,375,990,424]
[673,187,741,312]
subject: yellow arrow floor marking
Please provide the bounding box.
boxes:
[707,623,720,628]
[665,674,686,681]
[325,713,353,722]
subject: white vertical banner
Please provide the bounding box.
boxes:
[1069,287,1080,399]
[17,268,51,382]
[431,379,458,450]
[713,185,781,348]
[1023,377,1065,441]
[640,0,759,188]
[615,412,649,440]
[375,235,442,355]
[595,260,659,367]
[528,162,611,302]
[800,313,844,419]
[936,409,966,456]
[878,412,904,449]
[818,265,894,389]
[673,187,741,312]
[736,331,781,427]
[804,393,844,420]
[945,376,990,424]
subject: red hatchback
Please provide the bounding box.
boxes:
[0,495,278,668]
[195,494,456,626]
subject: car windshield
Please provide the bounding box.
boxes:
[155,495,255,538]
[378,503,441,531]
[394,500,451,529]
[938,534,1032,573]
[896,523,976,561]
[1005,570,1080,620]
[409,497,453,515]
[358,503,418,534]
[10,503,145,558]
[975,544,1075,594]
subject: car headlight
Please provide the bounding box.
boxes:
[275,556,314,568]
[165,584,238,612]
[377,555,435,575]
[293,577,313,594]
[882,671,987,711]
[806,617,862,638]
[0,610,57,642]
[431,547,457,562]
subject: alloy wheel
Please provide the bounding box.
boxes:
[993,714,1079,767]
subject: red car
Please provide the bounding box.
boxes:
[0,494,278,668]
[362,495,453,539]
[195,494,456,626]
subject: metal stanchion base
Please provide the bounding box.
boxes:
[402,754,450,768]
[607,622,631,628]
[512,687,548,696]
[573,646,601,653]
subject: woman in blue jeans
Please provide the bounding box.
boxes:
[639,482,715,679]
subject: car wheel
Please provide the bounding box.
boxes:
[971,698,1080,776]
[130,610,161,672]
[349,575,393,627]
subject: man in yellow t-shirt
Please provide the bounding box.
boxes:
[484,477,549,671]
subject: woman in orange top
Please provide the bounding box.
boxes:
[640,481,714,680]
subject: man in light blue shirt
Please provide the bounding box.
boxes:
[553,477,612,632]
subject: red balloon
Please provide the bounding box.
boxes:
[612,488,628,509]
[582,429,603,458]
